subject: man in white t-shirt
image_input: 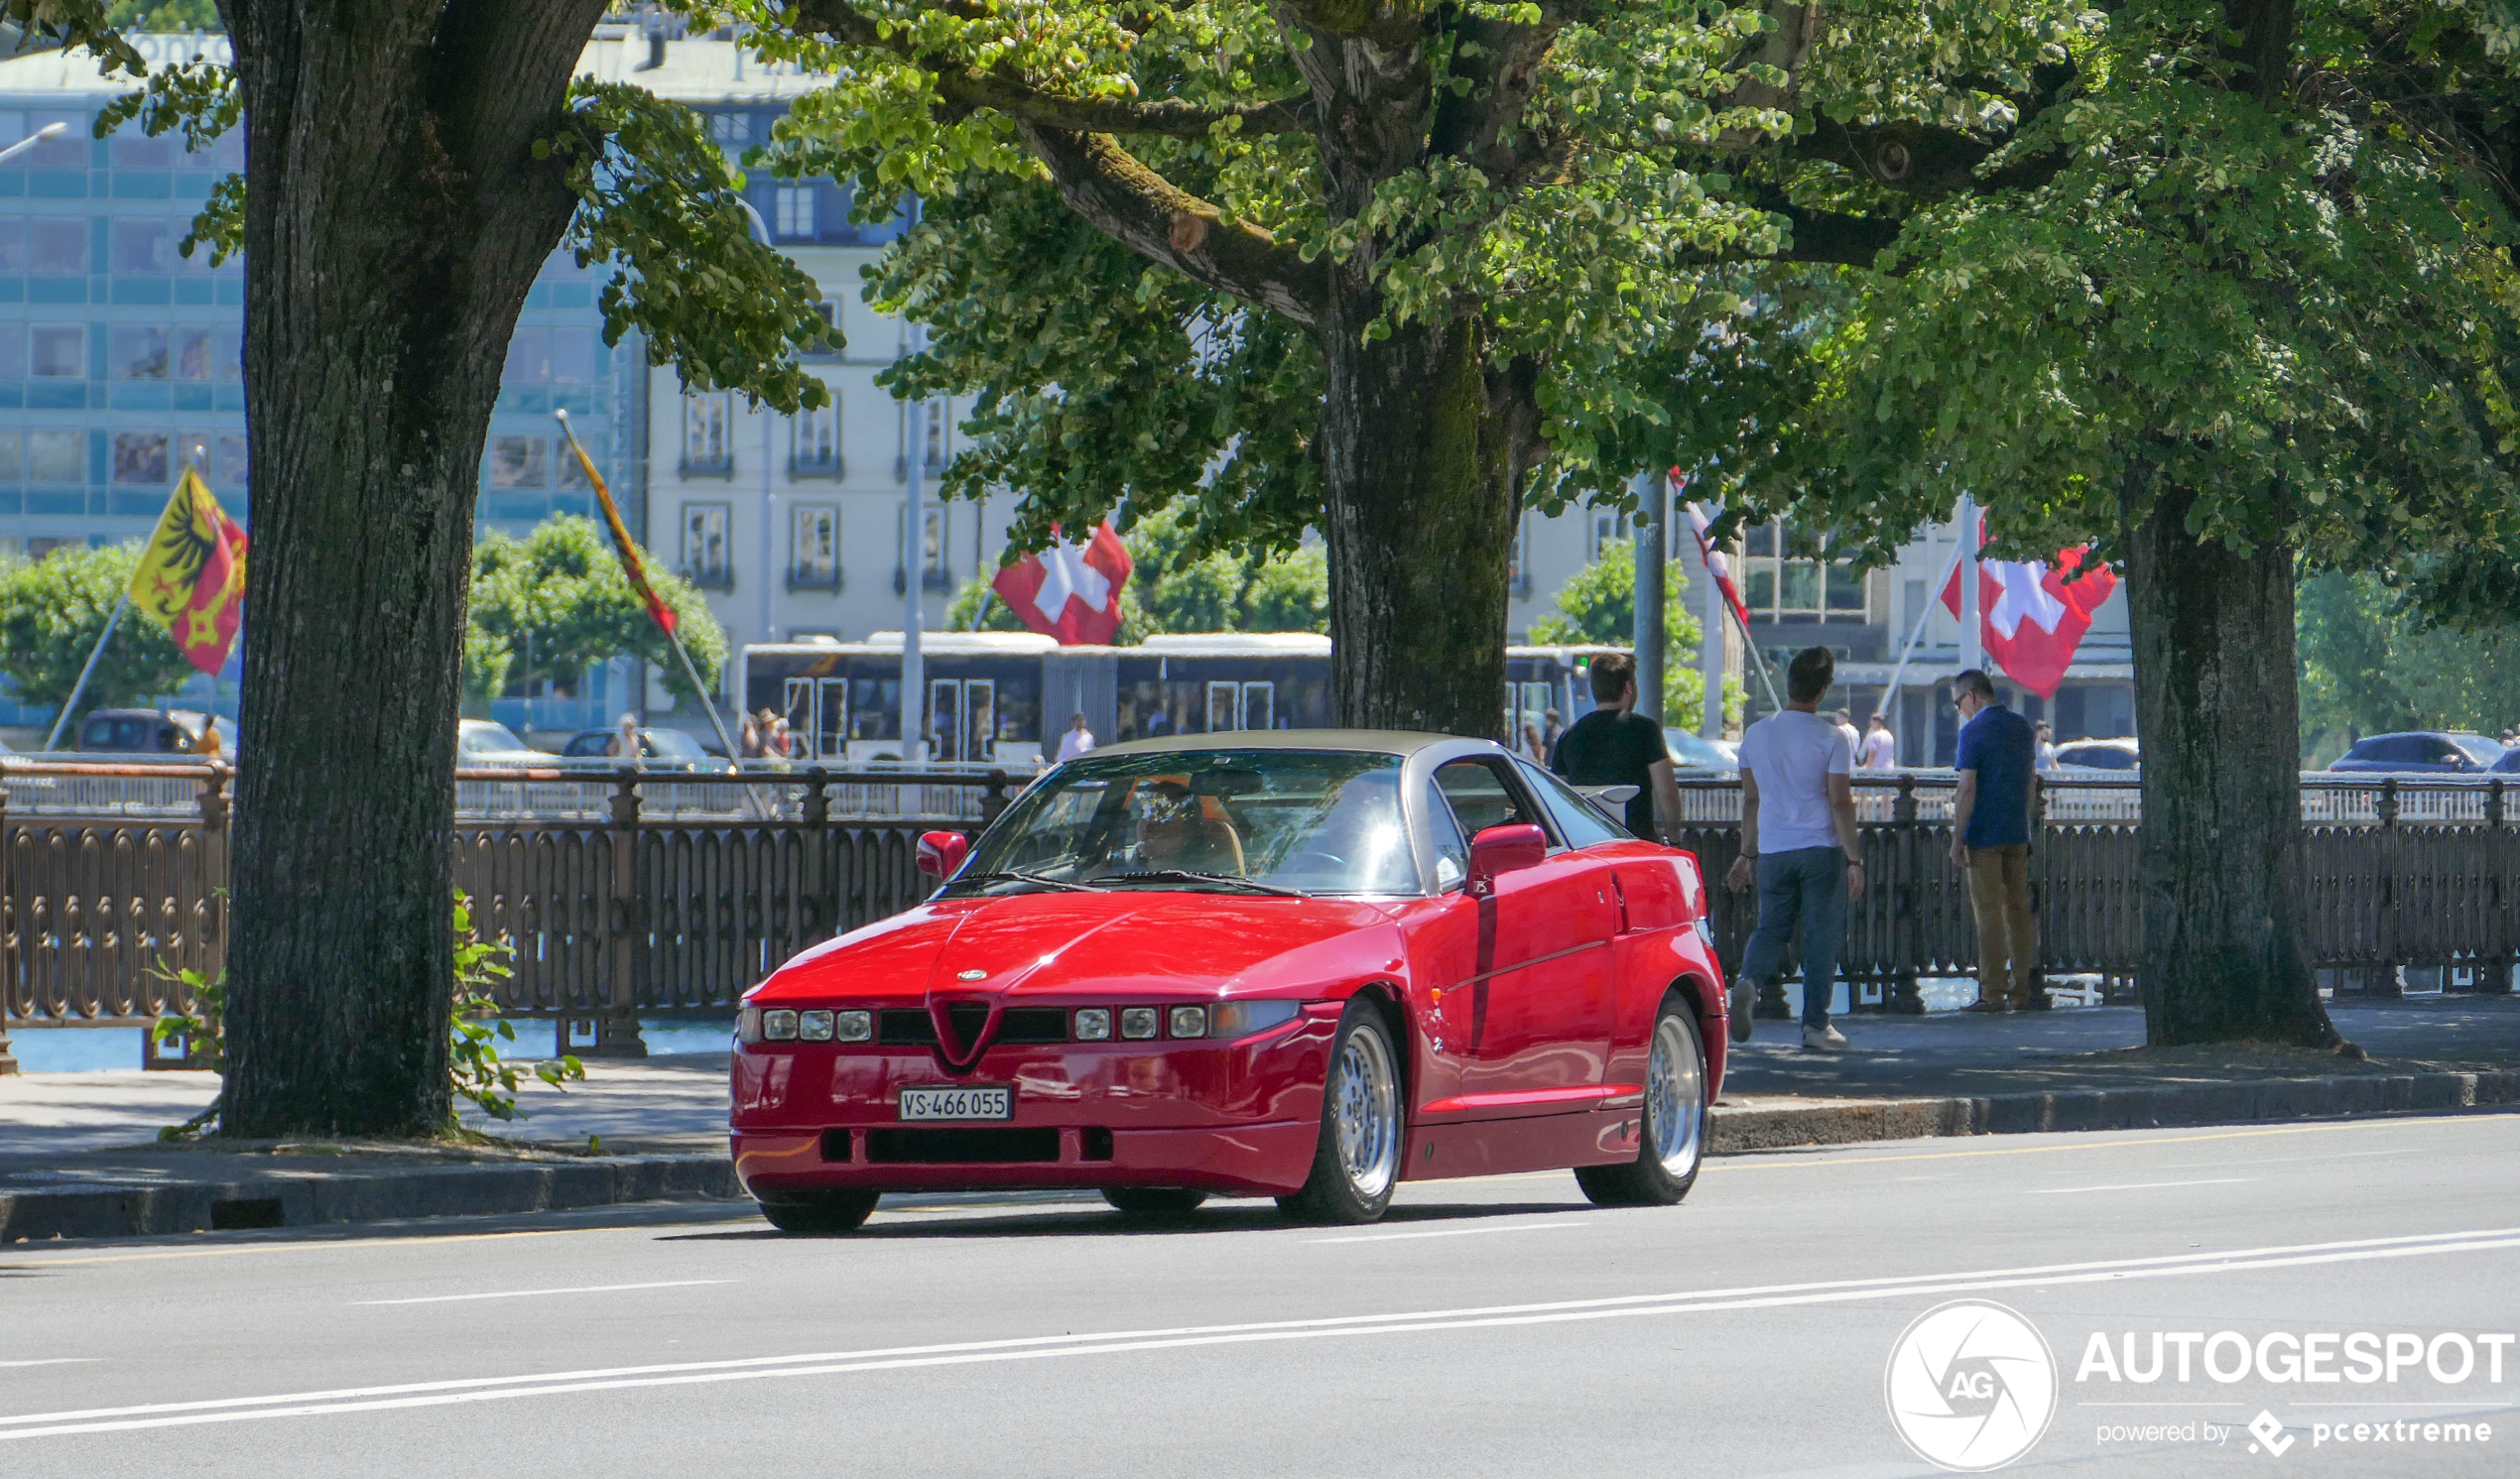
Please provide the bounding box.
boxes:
[1056,713,1096,763]
[1723,648,1864,1051]
[1859,712,1897,769]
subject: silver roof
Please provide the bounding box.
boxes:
[1089,729,1499,760]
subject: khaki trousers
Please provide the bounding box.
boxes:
[1965,843,2039,1008]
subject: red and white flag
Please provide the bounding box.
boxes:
[1682,499,1754,637]
[991,522,1133,646]
[1940,546,2118,699]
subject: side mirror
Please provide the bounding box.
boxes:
[1467,822,1547,895]
[917,830,969,880]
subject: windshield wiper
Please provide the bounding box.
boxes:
[953,869,1103,893]
[1084,869,1304,897]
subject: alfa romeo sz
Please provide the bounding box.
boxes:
[730,732,1731,1231]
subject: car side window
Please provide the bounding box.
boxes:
[1432,757,1560,848]
[1422,779,1470,891]
[1519,760,1633,849]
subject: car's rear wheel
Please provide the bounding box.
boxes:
[1575,994,1707,1207]
[757,1190,882,1234]
[1278,998,1403,1224]
[1100,1187,1209,1217]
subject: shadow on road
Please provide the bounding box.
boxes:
[667,1194,1600,1242]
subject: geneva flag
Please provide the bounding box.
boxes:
[991,523,1133,646]
[1940,546,2118,699]
[128,465,248,677]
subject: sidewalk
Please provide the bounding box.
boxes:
[6,998,2516,1240]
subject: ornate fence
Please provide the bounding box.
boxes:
[0,762,1017,1069]
[5,764,2515,1071]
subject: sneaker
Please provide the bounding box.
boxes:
[1728,979,1754,1043]
[1802,1023,1848,1051]
[1961,999,2011,1014]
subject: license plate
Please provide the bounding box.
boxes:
[898,1085,1012,1121]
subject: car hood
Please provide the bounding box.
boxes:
[754,890,1403,1004]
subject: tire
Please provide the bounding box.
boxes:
[1575,995,1708,1207]
[1277,997,1404,1224]
[757,1189,882,1234]
[1101,1187,1209,1216]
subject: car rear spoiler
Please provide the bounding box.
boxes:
[1577,784,1640,805]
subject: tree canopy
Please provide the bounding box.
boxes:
[0,545,197,725]
[2298,572,2520,762]
[1526,538,1720,727]
[466,516,727,712]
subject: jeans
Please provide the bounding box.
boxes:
[1739,846,1847,1029]
[1965,843,2039,1007]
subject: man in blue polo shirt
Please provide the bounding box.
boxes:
[1951,670,2041,1011]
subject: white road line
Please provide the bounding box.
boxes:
[5,1226,2515,1441]
[2026,1178,2254,1195]
[1306,1222,1575,1245]
[0,1361,101,1369]
[350,1280,729,1306]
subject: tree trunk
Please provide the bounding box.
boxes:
[1317,299,1526,737]
[2124,479,2344,1049]
[219,1,604,1137]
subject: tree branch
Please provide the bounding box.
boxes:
[791,0,1314,136]
[1013,122,1328,326]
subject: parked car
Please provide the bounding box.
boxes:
[2052,737,2140,771]
[730,731,1729,1232]
[558,725,729,772]
[2494,747,2520,775]
[1663,727,1738,771]
[2327,731,2506,774]
[73,708,233,759]
[456,718,548,769]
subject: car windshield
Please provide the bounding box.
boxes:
[645,729,705,759]
[461,722,530,753]
[949,749,1418,897]
[2454,735,2504,764]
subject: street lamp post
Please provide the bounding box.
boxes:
[733,198,779,662]
[0,121,66,168]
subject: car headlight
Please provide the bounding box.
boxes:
[1211,1000,1302,1040]
[763,1009,800,1043]
[834,1010,872,1043]
[1168,1005,1208,1040]
[799,1010,834,1042]
[1119,1006,1160,1040]
[1073,1008,1112,1042]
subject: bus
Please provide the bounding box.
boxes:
[738,635,1624,765]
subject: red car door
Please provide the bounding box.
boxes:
[1423,756,1615,1117]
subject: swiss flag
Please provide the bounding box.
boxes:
[991,522,1133,646]
[1941,546,2119,699]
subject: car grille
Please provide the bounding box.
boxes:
[864,1128,1062,1164]
[876,1006,1069,1047]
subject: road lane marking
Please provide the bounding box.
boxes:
[2025,1178,2254,1195]
[0,1361,100,1369]
[1306,1222,1575,1245]
[8,1225,2515,1441]
[1704,1117,2515,1172]
[350,1280,729,1306]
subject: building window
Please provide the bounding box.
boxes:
[552,331,599,385]
[0,430,18,481]
[30,325,84,378]
[792,505,838,588]
[28,431,84,483]
[110,326,169,380]
[487,435,549,487]
[804,302,840,358]
[111,218,179,274]
[924,399,946,468]
[29,219,85,274]
[682,502,730,586]
[1508,517,1532,598]
[708,112,751,148]
[213,433,248,490]
[923,506,947,589]
[505,327,553,383]
[774,186,817,241]
[792,400,840,476]
[0,324,21,379]
[112,431,169,485]
[684,391,731,474]
[213,328,242,382]
[1586,507,1629,563]
[1738,519,1868,621]
[557,431,603,487]
[176,328,213,381]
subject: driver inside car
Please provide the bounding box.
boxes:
[1133,781,1247,875]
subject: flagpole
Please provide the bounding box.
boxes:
[553,410,742,766]
[44,592,128,752]
[1880,540,1964,757]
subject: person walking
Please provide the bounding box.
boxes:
[1952,670,2041,1012]
[605,711,644,767]
[738,711,764,762]
[1518,718,1547,763]
[1725,647,1863,1050]
[1832,707,1861,756]
[1552,653,1684,841]
[1541,707,1564,763]
[1056,712,1097,762]
[2035,720,2060,772]
[1858,711,1897,769]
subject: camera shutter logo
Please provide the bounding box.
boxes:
[1885,1299,2060,1471]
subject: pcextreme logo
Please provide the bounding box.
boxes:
[1885,1300,2061,1471]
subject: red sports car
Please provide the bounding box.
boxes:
[730,731,1731,1231]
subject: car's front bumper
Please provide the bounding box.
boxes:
[733,1119,1323,1198]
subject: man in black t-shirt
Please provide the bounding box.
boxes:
[1551,653,1682,840]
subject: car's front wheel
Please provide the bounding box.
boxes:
[1575,993,1708,1207]
[1278,998,1403,1224]
[1101,1187,1208,1217]
[757,1190,882,1234]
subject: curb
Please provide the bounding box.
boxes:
[0,1153,740,1243]
[1707,1068,2520,1153]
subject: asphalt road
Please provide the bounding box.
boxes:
[5,1112,2518,1478]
